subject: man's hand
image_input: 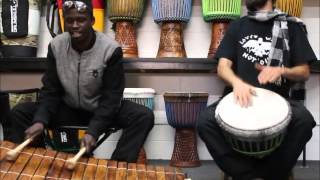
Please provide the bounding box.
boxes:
[81,134,96,153]
[256,64,284,85]
[24,122,44,140]
[232,80,256,108]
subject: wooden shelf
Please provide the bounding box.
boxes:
[0,57,319,73]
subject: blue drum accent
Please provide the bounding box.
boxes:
[152,0,192,23]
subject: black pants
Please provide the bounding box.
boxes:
[196,100,316,180]
[8,100,154,163]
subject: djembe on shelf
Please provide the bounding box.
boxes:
[276,0,303,17]
[152,0,192,58]
[107,0,145,57]
[202,0,241,58]
[164,92,208,167]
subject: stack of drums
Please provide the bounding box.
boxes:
[123,88,155,164]
[0,0,42,57]
[202,0,241,58]
[164,92,208,167]
[276,0,303,17]
[0,141,186,179]
[107,0,146,57]
[151,0,192,58]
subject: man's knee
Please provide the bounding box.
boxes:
[137,107,154,130]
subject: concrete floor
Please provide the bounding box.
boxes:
[150,160,320,180]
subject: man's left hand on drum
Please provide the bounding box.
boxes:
[82,134,97,153]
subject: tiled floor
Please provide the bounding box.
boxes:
[150,160,320,180]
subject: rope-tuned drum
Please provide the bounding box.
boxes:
[276,0,303,17]
[107,0,146,57]
[202,0,241,58]
[215,88,292,158]
[164,92,208,167]
[152,0,192,58]
[0,141,186,180]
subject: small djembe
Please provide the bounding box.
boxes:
[152,0,192,58]
[276,0,303,17]
[107,0,145,57]
[164,92,208,167]
[52,0,105,35]
[1,0,41,57]
[202,0,241,58]
[123,88,155,164]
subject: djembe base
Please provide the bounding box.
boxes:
[157,22,186,58]
[171,128,200,167]
[115,21,138,58]
[208,22,229,58]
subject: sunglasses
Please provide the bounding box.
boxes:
[63,1,88,13]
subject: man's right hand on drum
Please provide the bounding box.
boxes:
[232,79,256,108]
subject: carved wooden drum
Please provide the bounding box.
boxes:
[0,141,186,179]
[152,0,192,58]
[107,0,146,57]
[164,92,208,167]
[202,0,241,58]
[215,88,292,158]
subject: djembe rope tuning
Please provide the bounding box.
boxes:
[276,0,303,17]
[107,0,145,57]
[202,0,241,58]
[152,0,192,58]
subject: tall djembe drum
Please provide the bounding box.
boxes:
[164,92,208,167]
[1,0,41,57]
[152,0,192,58]
[107,0,145,57]
[202,0,241,58]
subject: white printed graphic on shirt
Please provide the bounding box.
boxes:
[239,35,272,65]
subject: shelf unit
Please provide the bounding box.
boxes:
[0,58,319,73]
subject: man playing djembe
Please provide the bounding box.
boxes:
[197,0,317,179]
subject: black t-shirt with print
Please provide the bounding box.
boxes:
[215,16,317,98]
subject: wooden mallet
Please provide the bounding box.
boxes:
[65,147,87,170]
[6,134,37,161]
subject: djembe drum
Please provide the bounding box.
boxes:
[152,0,192,58]
[215,88,292,158]
[276,0,303,17]
[1,0,41,57]
[202,0,241,58]
[123,88,155,164]
[0,141,186,179]
[107,0,145,57]
[164,92,208,167]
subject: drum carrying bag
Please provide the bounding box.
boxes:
[1,0,29,38]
